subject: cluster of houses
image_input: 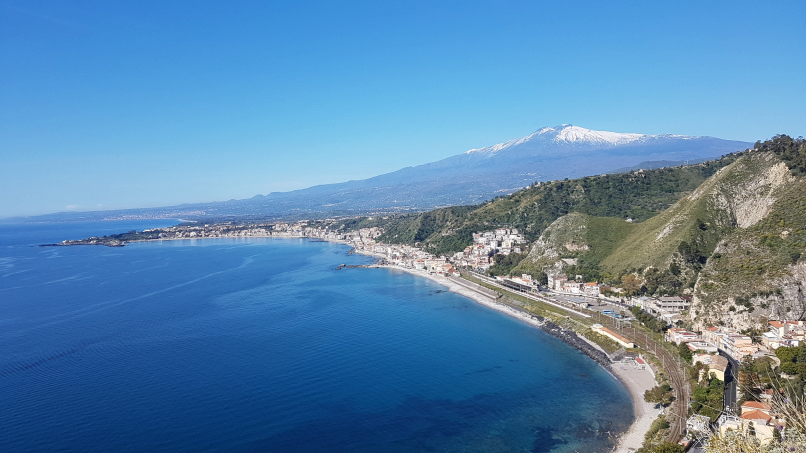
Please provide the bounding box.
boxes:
[548,275,603,296]
[717,400,786,446]
[143,223,275,239]
[665,325,761,364]
[344,227,530,275]
[142,221,350,240]
[629,296,692,325]
[761,320,806,349]
[667,320,805,365]
[153,223,533,279]
[267,224,520,276]
[449,228,527,270]
[672,321,806,447]
[687,399,785,445]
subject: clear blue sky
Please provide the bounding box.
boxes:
[2,1,804,218]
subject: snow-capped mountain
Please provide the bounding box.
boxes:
[467,125,649,154]
[36,125,748,222]
[227,124,751,216]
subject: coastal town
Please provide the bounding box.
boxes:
[47,220,806,451]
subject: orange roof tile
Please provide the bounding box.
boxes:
[740,410,772,422]
[601,327,633,345]
[742,401,772,411]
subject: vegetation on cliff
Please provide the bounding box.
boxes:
[372,154,742,256]
[369,135,806,329]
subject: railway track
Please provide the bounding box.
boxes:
[603,319,689,442]
[461,275,690,443]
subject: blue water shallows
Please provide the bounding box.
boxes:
[0,222,632,452]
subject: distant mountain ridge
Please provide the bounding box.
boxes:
[236,125,750,215]
[9,125,751,222]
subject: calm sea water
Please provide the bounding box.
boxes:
[0,221,632,452]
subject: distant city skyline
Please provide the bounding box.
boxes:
[2,1,804,218]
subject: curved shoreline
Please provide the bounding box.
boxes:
[48,233,657,451]
[376,265,657,453]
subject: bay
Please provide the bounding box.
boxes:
[0,221,632,452]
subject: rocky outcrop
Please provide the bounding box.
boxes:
[690,153,806,330]
[518,212,590,276]
[539,319,613,368]
[514,311,613,368]
[708,154,793,229]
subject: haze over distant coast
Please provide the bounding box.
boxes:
[4,2,806,452]
[6,125,750,224]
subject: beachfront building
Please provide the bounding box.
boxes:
[591,324,635,348]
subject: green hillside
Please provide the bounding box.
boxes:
[690,137,806,327]
[512,213,636,283]
[371,135,806,328]
[374,153,743,256]
[329,135,806,329]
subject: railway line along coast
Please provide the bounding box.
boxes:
[457,270,691,447]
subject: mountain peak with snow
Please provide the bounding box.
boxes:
[466,124,693,155]
[540,124,645,145]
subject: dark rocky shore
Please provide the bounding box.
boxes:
[538,319,613,368]
[510,310,612,368]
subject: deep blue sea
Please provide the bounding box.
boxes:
[0,221,632,452]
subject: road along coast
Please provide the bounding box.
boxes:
[373,265,655,453]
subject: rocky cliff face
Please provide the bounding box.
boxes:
[706,154,793,229]
[514,148,806,331]
[687,152,806,330]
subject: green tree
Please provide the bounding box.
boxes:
[622,273,644,296]
[776,346,798,364]
[644,383,674,406]
[651,443,685,453]
[678,342,693,364]
[782,361,799,375]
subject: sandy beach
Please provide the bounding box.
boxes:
[610,360,661,452]
[126,236,658,450]
[377,265,657,453]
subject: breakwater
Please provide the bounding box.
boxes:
[446,274,612,369]
[537,319,612,369]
